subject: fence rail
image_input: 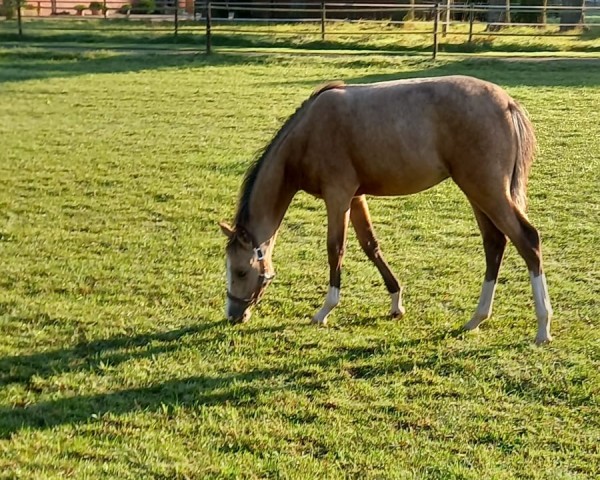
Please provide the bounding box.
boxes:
[2,1,599,58]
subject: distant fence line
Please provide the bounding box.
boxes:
[2,1,599,58]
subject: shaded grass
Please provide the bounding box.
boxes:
[0,48,599,478]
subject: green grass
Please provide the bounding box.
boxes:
[1,18,600,55]
[0,48,599,478]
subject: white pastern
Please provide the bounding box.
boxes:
[530,272,553,345]
[225,257,232,317]
[390,289,406,318]
[464,279,497,331]
[312,287,340,325]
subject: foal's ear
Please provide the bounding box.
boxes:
[219,222,235,239]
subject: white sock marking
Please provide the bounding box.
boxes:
[312,287,340,325]
[530,272,553,344]
[464,279,497,331]
[390,289,405,317]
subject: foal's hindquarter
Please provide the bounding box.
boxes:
[293,76,552,344]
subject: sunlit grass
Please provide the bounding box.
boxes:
[0,48,598,478]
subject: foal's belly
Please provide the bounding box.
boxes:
[355,156,451,197]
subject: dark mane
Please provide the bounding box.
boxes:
[232,81,345,230]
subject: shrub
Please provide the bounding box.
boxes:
[1,0,16,20]
[89,1,103,10]
[129,0,155,14]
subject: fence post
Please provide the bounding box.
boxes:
[17,0,23,38]
[206,1,212,54]
[442,0,450,37]
[407,0,415,21]
[320,2,326,41]
[103,0,107,18]
[432,3,439,59]
[174,0,179,39]
[468,2,474,43]
[542,0,548,25]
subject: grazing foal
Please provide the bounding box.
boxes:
[219,76,553,344]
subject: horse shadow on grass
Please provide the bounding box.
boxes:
[0,317,532,439]
[0,317,225,387]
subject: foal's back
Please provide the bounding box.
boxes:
[298,75,517,197]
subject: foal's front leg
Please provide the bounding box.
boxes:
[312,201,351,325]
[350,195,404,318]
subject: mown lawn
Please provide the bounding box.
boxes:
[0,48,599,478]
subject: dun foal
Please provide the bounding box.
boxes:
[219,76,553,344]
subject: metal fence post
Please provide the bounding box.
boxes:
[17,0,23,38]
[320,2,326,41]
[206,1,212,54]
[468,2,474,43]
[432,3,439,59]
[174,0,179,39]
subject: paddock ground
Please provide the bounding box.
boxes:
[0,49,598,478]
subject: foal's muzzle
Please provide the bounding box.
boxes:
[226,300,252,324]
[225,244,274,324]
[225,274,273,324]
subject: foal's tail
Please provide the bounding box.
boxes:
[509,101,537,213]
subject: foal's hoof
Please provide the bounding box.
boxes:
[462,316,487,332]
[311,316,327,326]
[390,306,406,319]
[535,333,553,346]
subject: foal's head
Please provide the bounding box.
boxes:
[219,222,274,323]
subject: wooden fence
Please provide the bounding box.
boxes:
[2,1,599,58]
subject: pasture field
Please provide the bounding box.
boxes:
[0,49,599,478]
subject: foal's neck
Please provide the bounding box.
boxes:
[244,151,296,251]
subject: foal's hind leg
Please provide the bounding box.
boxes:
[463,204,507,331]
[350,195,404,318]
[476,199,553,344]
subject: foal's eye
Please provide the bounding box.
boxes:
[236,270,247,278]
